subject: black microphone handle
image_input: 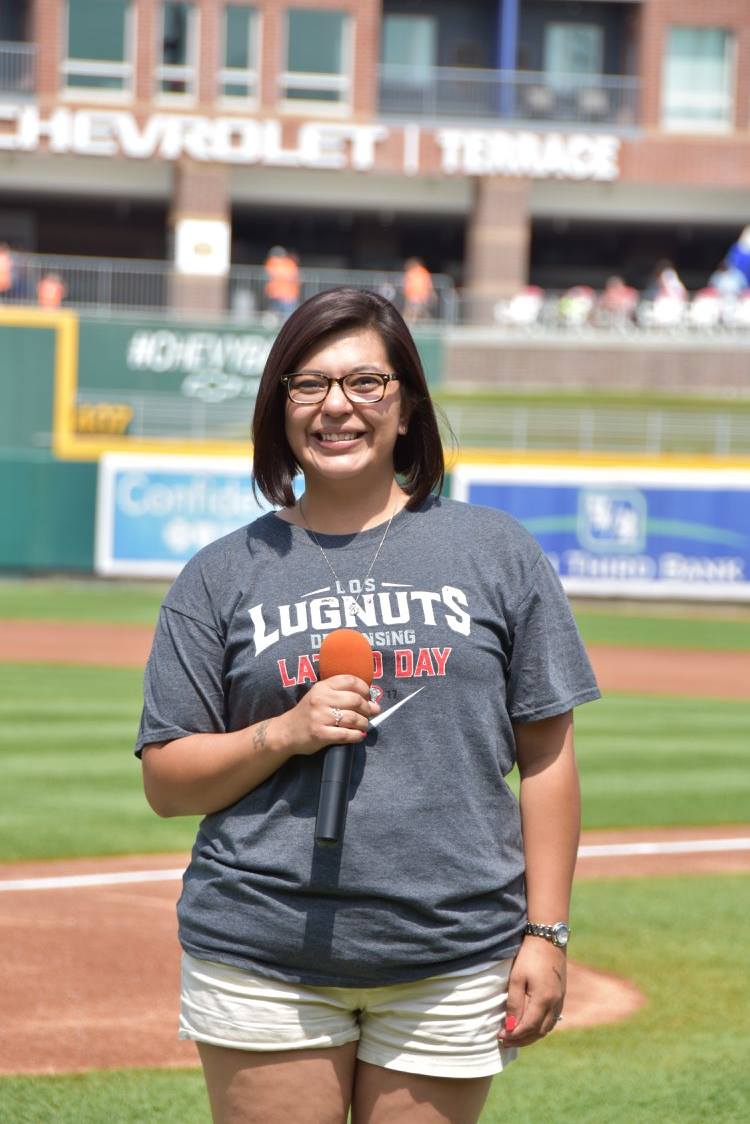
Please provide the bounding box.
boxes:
[315,743,354,846]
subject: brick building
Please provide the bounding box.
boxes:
[0,0,748,313]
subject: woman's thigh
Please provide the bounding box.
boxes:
[351,1060,492,1124]
[198,1040,358,1124]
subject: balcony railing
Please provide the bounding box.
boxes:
[378,64,639,129]
[0,251,458,322]
[4,251,750,338]
[0,42,36,97]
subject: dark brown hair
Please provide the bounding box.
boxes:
[252,287,444,508]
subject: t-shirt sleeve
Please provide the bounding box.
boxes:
[506,551,601,722]
[135,605,226,757]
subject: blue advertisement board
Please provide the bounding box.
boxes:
[451,464,750,600]
[96,454,274,576]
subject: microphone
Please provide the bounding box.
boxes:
[315,629,374,847]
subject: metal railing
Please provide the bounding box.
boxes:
[4,251,750,337]
[0,41,35,96]
[459,289,750,334]
[0,251,458,322]
[227,265,457,324]
[438,400,750,457]
[378,65,639,129]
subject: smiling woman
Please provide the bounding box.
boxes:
[136,287,600,1124]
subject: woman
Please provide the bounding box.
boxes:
[137,287,599,1124]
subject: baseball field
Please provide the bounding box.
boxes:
[0,579,748,1123]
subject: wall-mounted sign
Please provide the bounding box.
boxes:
[174,218,231,277]
[0,105,620,181]
[95,453,272,576]
[451,463,750,601]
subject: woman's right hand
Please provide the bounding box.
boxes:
[273,675,380,757]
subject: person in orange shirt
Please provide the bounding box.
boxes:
[264,247,300,320]
[0,243,15,300]
[37,272,66,308]
[401,257,435,324]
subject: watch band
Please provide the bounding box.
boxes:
[524,921,570,948]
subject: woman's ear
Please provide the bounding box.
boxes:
[398,395,413,436]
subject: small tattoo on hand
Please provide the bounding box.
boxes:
[253,721,268,750]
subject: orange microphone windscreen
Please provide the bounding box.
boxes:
[318,629,374,685]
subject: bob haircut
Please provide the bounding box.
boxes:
[252,287,444,509]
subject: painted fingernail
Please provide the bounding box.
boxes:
[505,1014,517,1032]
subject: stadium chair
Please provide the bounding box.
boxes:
[557,285,596,328]
[494,285,545,328]
[686,288,723,330]
[722,291,750,330]
[637,295,687,330]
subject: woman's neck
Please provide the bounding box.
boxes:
[295,478,408,534]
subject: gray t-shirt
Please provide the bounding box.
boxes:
[137,496,599,987]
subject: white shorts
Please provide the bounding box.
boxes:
[180,952,518,1079]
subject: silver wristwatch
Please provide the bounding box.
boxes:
[524,921,570,949]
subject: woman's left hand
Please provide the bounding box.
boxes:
[497,937,566,1048]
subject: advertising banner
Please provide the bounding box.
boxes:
[451,463,750,601]
[95,453,273,577]
[49,313,444,460]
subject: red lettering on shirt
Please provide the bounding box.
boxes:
[431,647,452,676]
[413,648,435,677]
[277,658,296,687]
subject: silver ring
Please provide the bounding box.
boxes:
[330,706,343,727]
[554,1015,564,1023]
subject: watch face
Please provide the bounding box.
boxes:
[552,923,570,947]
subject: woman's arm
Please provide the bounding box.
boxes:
[141,675,379,818]
[499,709,580,1048]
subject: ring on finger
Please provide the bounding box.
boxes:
[330,706,344,727]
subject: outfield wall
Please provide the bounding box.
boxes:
[2,305,750,599]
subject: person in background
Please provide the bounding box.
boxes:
[37,271,66,308]
[597,275,638,325]
[725,226,750,289]
[644,259,687,301]
[136,286,600,1124]
[708,260,747,299]
[264,246,300,321]
[0,243,16,301]
[401,257,435,324]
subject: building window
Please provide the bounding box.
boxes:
[156,1,197,97]
[63,0,132,93]
[220,5,258,100]
[544,23,603,82]
[381,14,436,84]
[281,9,350,106]
[662,26,734,131]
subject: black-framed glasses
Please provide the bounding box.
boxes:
[281,371,399,405]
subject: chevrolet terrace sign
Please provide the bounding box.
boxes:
[0,105,620,181]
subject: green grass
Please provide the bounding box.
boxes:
[574,693,750,828]
[0,663,199,861]
[0,578,168,625]
[0,666,747,861]
[573,604,750,651]
[2,875,748,1122]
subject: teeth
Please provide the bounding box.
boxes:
[318,432,361,442]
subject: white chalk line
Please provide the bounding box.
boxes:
[0,838,749,892]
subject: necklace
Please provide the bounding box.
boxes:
[299,497,398,599]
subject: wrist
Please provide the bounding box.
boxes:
[524,920,570,950]
[253,714,292,761]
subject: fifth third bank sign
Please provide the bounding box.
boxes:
[451,465,750,601]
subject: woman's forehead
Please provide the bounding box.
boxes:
[298,326,388,370]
